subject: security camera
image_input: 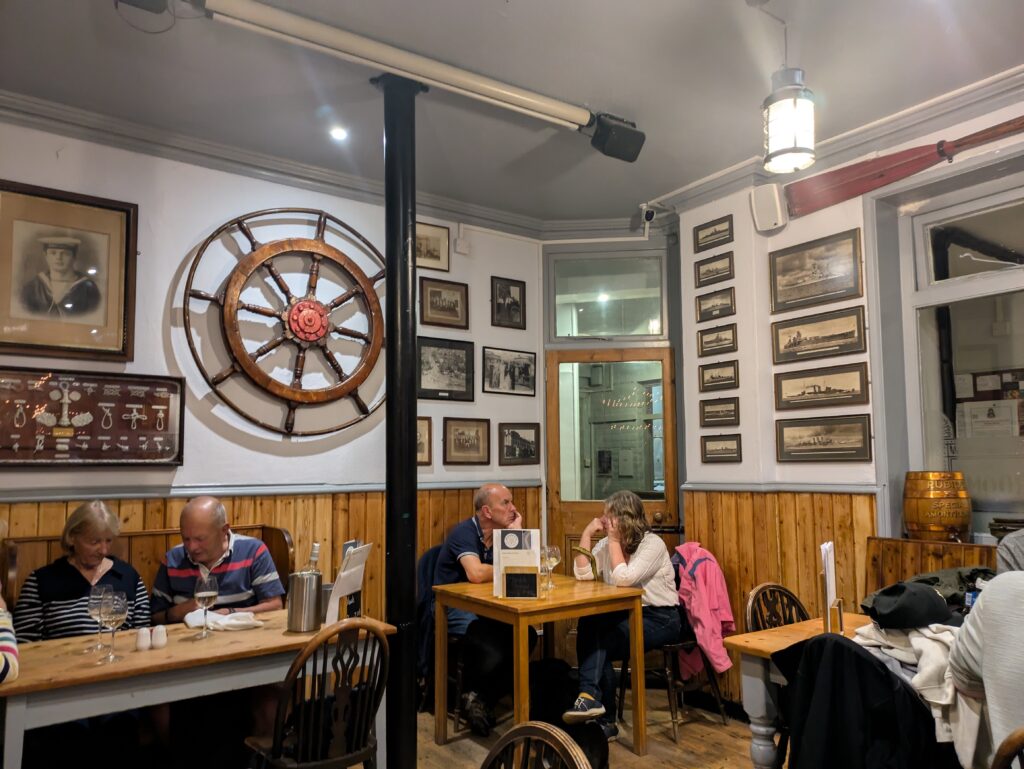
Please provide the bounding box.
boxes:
[640,204,656,223]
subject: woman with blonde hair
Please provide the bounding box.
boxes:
[14,500,149,642]
[563,490,680,740]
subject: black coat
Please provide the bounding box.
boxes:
[772,634,958,769]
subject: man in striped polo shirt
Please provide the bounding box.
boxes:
[151,496,284,624]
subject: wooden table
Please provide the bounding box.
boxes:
[433,574,648,755]
[723,613,872,769]
[0,610,395,769]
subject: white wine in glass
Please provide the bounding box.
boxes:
[81,584,111,654]
[544,546,561,592]
[194,575,218,640]
[96,591,129,665]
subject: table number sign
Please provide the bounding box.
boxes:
[0,365,184,466]
[492,528,540,598]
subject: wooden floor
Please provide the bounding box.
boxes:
[415,691,753,769]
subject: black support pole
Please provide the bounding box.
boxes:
[378,73,423,769]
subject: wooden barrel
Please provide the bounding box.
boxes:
[903,471,971,542]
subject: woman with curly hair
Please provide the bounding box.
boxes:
[563,490,680,740]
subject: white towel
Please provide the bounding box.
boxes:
[183,608,263,630]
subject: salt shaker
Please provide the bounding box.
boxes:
[150,624,167,649]
[135,626,151,651]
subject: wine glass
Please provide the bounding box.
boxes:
[538,558,550,594]
[543,545,561,592]
[96,591,128,665]
[194,575,219,640]
[81,584,111,654]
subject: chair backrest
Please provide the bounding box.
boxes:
[992,726,1024,769]
[269,618,389,768]
[746,581,810,632]
[480,721,593,769]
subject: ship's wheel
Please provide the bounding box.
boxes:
[183,208,385,436]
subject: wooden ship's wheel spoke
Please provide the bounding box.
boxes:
[183,208,386,436]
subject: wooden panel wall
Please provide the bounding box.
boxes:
[0,485,542,622]
[683,490,877,703]
[864,536,996,596]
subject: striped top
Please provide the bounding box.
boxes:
[150,532,285,615]
[13,557,150,643]
[0,612,18,682]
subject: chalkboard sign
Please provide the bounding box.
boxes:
[503,566,538,599]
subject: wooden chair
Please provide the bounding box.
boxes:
[744,582,810,769]
[745,582,810,632]
[246,618,389,769]
[480,721,592,769]
[992,726,1024,769]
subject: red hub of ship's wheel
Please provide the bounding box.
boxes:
[288,300,330,342]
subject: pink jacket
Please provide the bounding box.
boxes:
[675,542,735,678]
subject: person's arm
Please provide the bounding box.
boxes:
[458,554,493,584]
[129,577,151,629]
[949,591,986,699]
[609,535,668,587]
[0,588,19,683]
[574,518,606,579]
[150,564,197,625]
[12,572,43,643]
[215,542,285,615]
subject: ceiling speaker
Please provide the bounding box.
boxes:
[590,114,645,163]
[750,184,788,233]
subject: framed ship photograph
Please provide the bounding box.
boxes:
[693,214,733,253]
[418,336,474,401]
[774,362,869,411]
[771,306,866,365]
[694,251,734,288]
[419,276,469,329]
[697,323,737,357]
[443,417,490,465]
[698,360,739,392]
[701,434,742,463]
[0,179,138,361]
[776,414,872,462]
[695,286,736,323]
[699,397,739,428]
[770,229,862,313]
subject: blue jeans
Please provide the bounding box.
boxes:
[575,605,681,714]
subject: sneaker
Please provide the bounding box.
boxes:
[599,719,619,742]
[461,691,491,737]
[562,694,606,724]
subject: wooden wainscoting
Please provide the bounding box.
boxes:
[0,485,542,622]
[864,535,996,596]
[683,490,877,703]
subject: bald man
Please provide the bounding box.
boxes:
[150,496,284,624]
[432,483,535,736]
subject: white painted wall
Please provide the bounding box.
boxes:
[0,121,543,495]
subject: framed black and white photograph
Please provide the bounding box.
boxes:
[419,276,469,329]
[776,414,872,462]
[418,336,474,401]
[697,323,737,357]
[416,416,432,466]
[491,276,526,330]
[694,251,734,288]
[695,286,736,323]
[693,214,734,253]
[770,229,862,313]
[0,179,137,361]
[774,362,870,411]
[596,449,612,475]
[415,222,450,272]
[498,422,540,466]
[443,417,490,465]
[771,306,866,364]
[698,360,739,392]
[482,346,536,396]
[701,434,742,463]
[699,397,739,428]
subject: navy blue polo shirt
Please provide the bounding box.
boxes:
[434,516,491,587]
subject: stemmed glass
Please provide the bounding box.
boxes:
[542,545,561,593]
[96,591,128,665]
[81,584,111,654]
[193,575,219,640]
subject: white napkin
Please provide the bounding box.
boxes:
[183,608,263,630]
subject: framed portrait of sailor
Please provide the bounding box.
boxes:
[0,179,137,361]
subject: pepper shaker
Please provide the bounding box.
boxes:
[150,624,167,649]
[135,626,151,651]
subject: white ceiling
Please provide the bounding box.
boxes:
[1,0,1023,221]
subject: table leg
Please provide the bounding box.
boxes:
[740,654,779,769]
[2,696,26,769]
[512,616,531,723]
[628,596,647,756]
[434,597,448,745]
[542,621,555,659]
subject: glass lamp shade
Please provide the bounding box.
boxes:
[762,67,815,174]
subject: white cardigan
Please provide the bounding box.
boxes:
[573,531,677,607]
